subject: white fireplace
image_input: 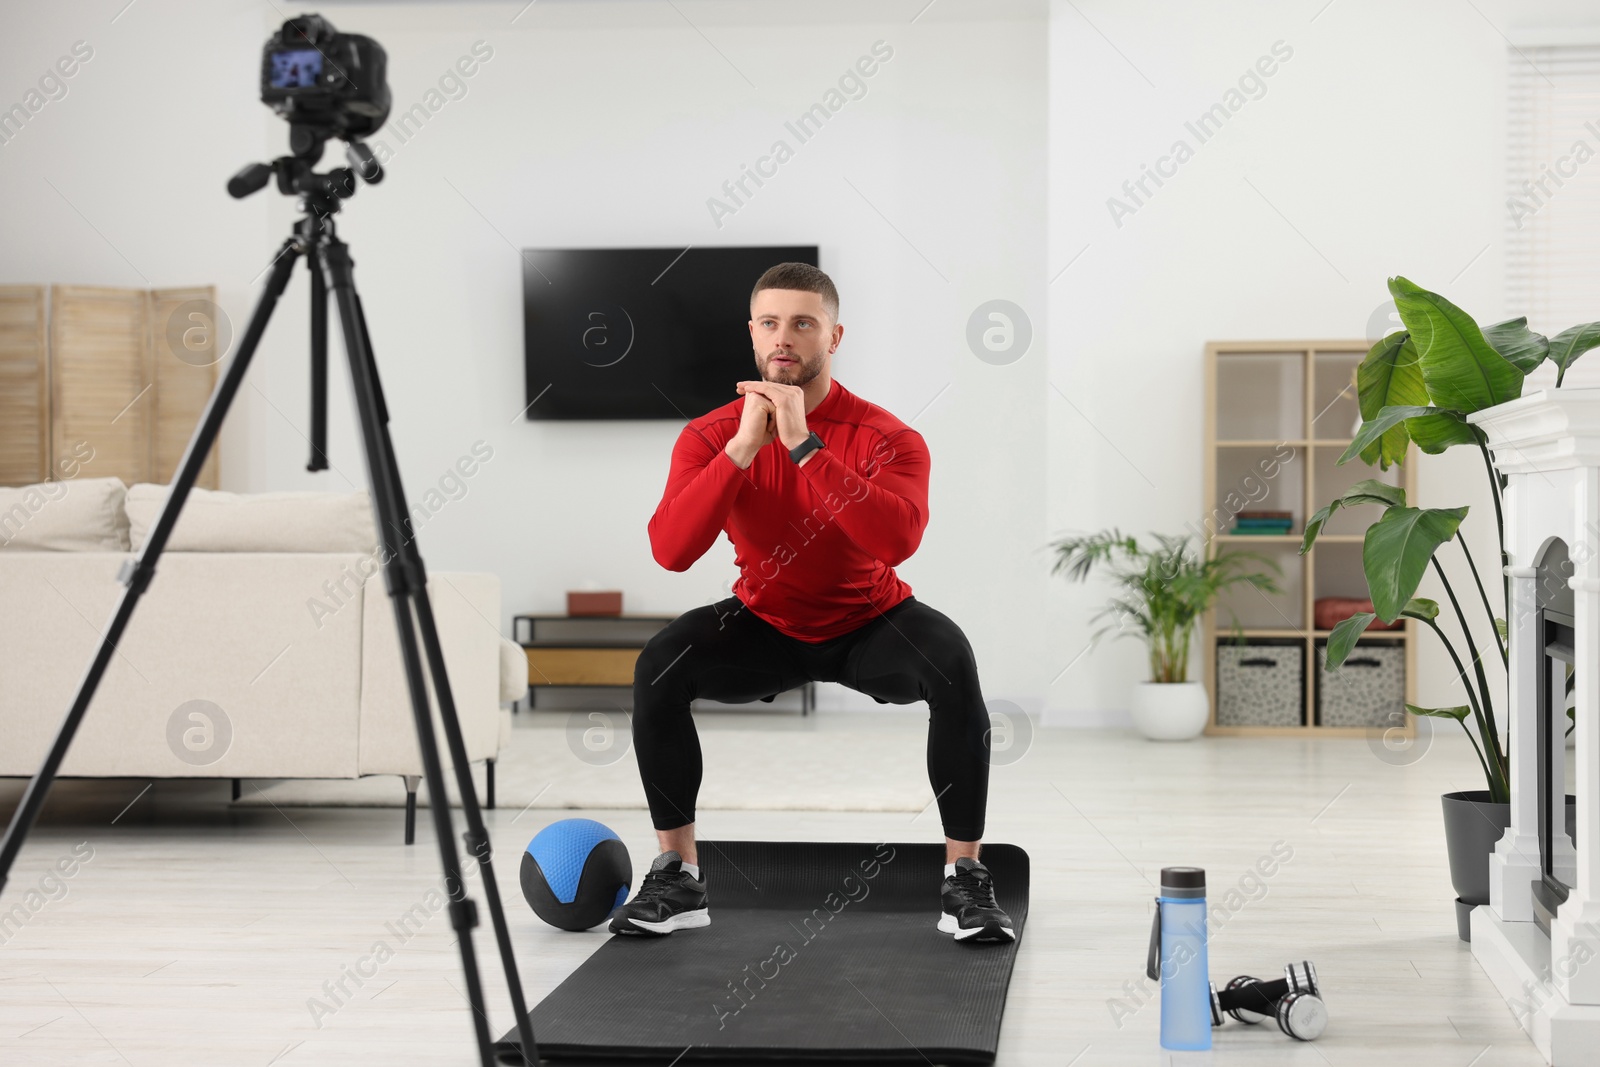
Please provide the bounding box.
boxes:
[1467,388,1600,1065]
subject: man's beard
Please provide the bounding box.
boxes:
[765,354,819,387]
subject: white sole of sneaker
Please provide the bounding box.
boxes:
[613,908,711,936]
[937,912,1015,942]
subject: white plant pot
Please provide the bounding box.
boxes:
[1129,680,1209,741]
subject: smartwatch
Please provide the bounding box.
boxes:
[789,431,825,464]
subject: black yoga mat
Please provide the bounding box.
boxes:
[497,840,1029,1065]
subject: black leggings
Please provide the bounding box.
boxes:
[630,594,990,842]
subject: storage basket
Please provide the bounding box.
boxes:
[1216,643,1305,726]
[1215,639,1304,727]
[1315,640,1404,727]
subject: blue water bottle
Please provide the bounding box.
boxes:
[1145,866,1210,1050]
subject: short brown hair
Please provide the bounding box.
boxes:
[750,262,838,324]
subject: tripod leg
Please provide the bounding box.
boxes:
[345,285,538,1066]
[408,590,535,1061]
[0,238,302,894]
[307,249,330,473]
[319,240,513,1067]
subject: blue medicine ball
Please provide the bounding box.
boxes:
[520,819,632,931]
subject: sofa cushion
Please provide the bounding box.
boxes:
[125,483,377,553]
[359,570,502,776]
[0,476,130,551]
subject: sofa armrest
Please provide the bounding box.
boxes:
[358,570,504,777]
[498,636,526,705]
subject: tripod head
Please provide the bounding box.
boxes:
[226,13,387,221]
[225,130,382,221]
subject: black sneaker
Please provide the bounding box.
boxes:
[608,850,710,936]
[938,857,1015,943]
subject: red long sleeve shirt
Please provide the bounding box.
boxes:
[647,378,930,642]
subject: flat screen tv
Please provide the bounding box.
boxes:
[521,245,819,420]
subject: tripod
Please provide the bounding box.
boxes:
[0,143,539,1067]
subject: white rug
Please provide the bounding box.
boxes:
[232,721,936,813]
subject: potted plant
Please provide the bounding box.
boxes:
[1048,530,1283,740]
[1303,274,1595,938]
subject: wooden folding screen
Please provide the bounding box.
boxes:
[0,286,48,485]
[0,285,219,489]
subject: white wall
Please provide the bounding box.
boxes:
[1047,0,1600,725]
[4,0,1596,725]
[0,0,1051,717]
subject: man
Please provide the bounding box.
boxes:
[610,262,1012,944]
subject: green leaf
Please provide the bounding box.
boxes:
[1363,506,1470,622]
[1340,404,1456,465]
[1354,334,1482,457]
[1495,616,1507,640]
[1401,597,1440,621]
[1326,612,1376,670]
[1389,276,1524,413]
[1405,702,1470,722]
[1548,322,1600,387]
[1301,479,1408,555]
[1342,479,1408,509]
[1407,412,1483,455]
[1301,502,1337,556]
[1482,317,1550,374]
[1357,333,1427,468]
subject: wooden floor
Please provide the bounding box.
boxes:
[0,710,1545,1066]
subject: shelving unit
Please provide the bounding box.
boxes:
[1201,341,1420,736]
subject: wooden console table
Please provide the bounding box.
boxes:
[514,612,814,713]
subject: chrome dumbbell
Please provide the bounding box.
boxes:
[1209,961,1327,1041]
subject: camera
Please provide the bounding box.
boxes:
[230,14,388,199]
[259,14,390,143]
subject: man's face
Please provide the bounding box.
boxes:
[748,288,840,388]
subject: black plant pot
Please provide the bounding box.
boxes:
[1441,790,1508,942]
[1441,789,1578,942]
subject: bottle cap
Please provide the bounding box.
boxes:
[1160,866,1206,897]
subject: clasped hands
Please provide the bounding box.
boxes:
[735,379,811,452]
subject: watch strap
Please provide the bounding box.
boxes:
[790,431,824,464]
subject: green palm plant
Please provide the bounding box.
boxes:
[1304,274,1599,804]
[1050,530,1283,683]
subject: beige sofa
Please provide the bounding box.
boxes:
[0,476,524,843]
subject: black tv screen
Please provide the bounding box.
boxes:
[521,245,820,420]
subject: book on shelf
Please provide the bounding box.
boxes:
[1229,517,1295,534]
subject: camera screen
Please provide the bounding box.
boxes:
[269,49,322,89]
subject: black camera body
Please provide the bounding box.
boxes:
[259,14,390,141]
[229,13,387,202]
